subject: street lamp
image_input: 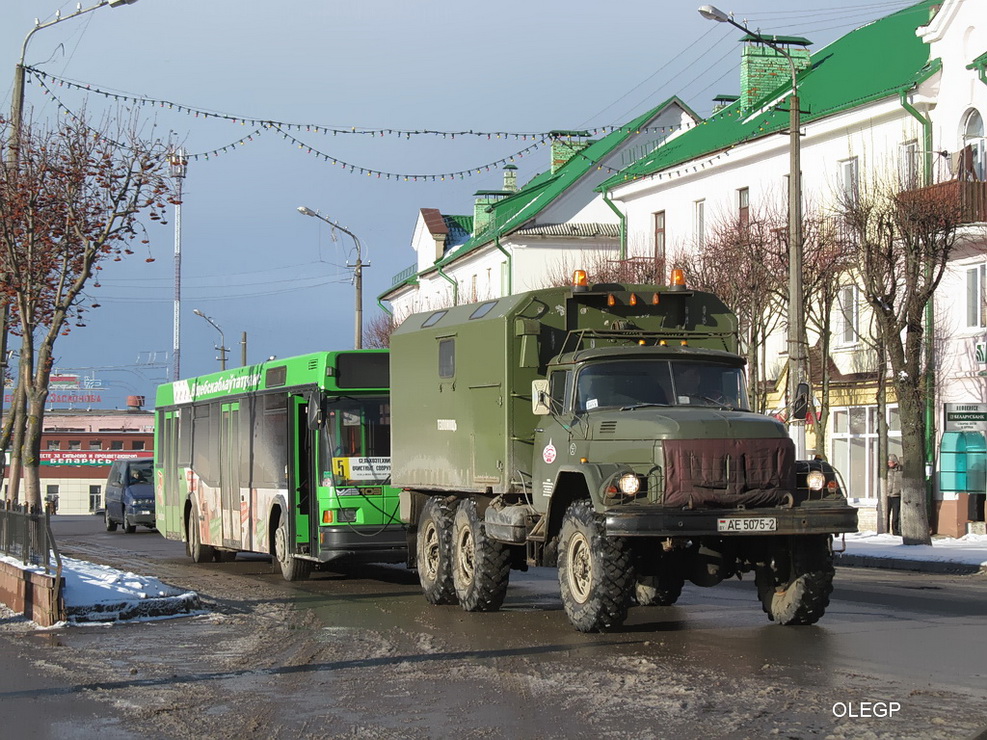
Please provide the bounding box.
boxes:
[0,0,140,444]
[192,309,229,371]
[297,206,366,350]
[699,5,807,457]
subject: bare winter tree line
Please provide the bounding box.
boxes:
[1,113,175,510]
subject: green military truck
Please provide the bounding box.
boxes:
[390,272,857,632]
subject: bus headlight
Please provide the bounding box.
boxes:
[806,470,826,491]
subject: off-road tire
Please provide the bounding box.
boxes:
[104,508,117,532]
[452,499,511,612]
[416,497,458,605]
[558,500,633,632]
[123,509,137,534]
[634,572,685,607]
[274,510,313,581]
[187,506,215,563]
[756,535,834,626]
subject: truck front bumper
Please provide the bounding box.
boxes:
[605,504,858,538]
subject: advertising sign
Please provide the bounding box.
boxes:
[944,403,987,432]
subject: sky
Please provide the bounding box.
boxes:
[1,0,920,409]
[3,531,986,627]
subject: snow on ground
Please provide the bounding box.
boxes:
[0,553,202,627]
[841,531,987,567]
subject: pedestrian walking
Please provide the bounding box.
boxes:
[887,454,902,535]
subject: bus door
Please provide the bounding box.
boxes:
[220,402,242,548]
[289,395,314,553]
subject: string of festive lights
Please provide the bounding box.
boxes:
[270,124,546,181]
[26,67,690,140]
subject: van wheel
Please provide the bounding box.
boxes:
[104,508,117,533]
[452,498,510,612]
[273,510,312,581]
[558,500,633,632]
[187,507,214,563]
[123,509,137,534]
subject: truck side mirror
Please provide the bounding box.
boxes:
[532,379,551,415]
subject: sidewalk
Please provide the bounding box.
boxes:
[835,531,987,574]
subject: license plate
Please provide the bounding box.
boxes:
[717,517,777,532]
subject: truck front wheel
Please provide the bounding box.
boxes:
[756,535,834,625]
[452,499,511,612]
[635,572,685,607]
[558,500,633,632]
[417,497,458,605]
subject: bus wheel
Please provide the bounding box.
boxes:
[452,499,510,612]
[558,500,633,633]
[187,507,214,563]
[416,497,458,605]
[104,508,117,533]
[756,535,834,626]
[274,511,312,582]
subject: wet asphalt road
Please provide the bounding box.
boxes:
[1,515,986,738]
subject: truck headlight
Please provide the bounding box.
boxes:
[617,473,641,495]
[806,470,826,491]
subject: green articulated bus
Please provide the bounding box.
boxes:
[153,350,405,580]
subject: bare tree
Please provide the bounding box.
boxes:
[0,113,174,508]
[675,205,786,413]
[839,174,963,545]
[364,311,401,349]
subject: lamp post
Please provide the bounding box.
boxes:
[297,206,366,349]
[193,309,229,371]
[1,0,139,449]
[699,5,807,457]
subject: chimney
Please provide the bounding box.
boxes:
[712,94,739,113]
[472,190,510,236]
[126,395,145,412]
[549,130,592,174]
[502,164,518,193]
[739,35,811,112]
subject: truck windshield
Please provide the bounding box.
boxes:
[575,360,749,412]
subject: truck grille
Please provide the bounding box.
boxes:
[661,437,795,509]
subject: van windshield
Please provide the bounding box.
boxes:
[128,460,153,483]
[575,360,749,412]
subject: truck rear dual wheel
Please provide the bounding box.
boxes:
[756,535,834,626]
[558,500,634,632]
[417,497,458,605]
[452,499,511,611]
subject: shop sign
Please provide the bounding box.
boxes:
[944,403,987,431]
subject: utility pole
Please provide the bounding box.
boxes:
[170,147,187,381]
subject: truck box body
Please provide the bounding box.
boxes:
[390,284,737,496]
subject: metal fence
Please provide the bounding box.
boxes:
[0,501,62,576]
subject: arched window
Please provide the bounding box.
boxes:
[962,109,985,181]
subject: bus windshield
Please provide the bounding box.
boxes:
[575,360,749,412]
[322,395,391,485]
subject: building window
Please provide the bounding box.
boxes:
[840,157,859,204]
[737,187,750,230]
[89,440,102,450]
[68,440,81,451]
[830,405,901,500]
[694,200,705,248]
[110,440,124,450]
[962,109,985,181]
[967,264,987,328]
[899,140,919,190]
[46,439,60,450]
[132,440,146,451]
[837,285,859,345]
[653,211,666,278]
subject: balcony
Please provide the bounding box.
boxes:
[899,179,987,224]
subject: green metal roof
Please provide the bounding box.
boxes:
[600,1,939,189]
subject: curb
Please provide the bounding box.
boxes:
[834,553,987,575]
[65,591,202,623]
